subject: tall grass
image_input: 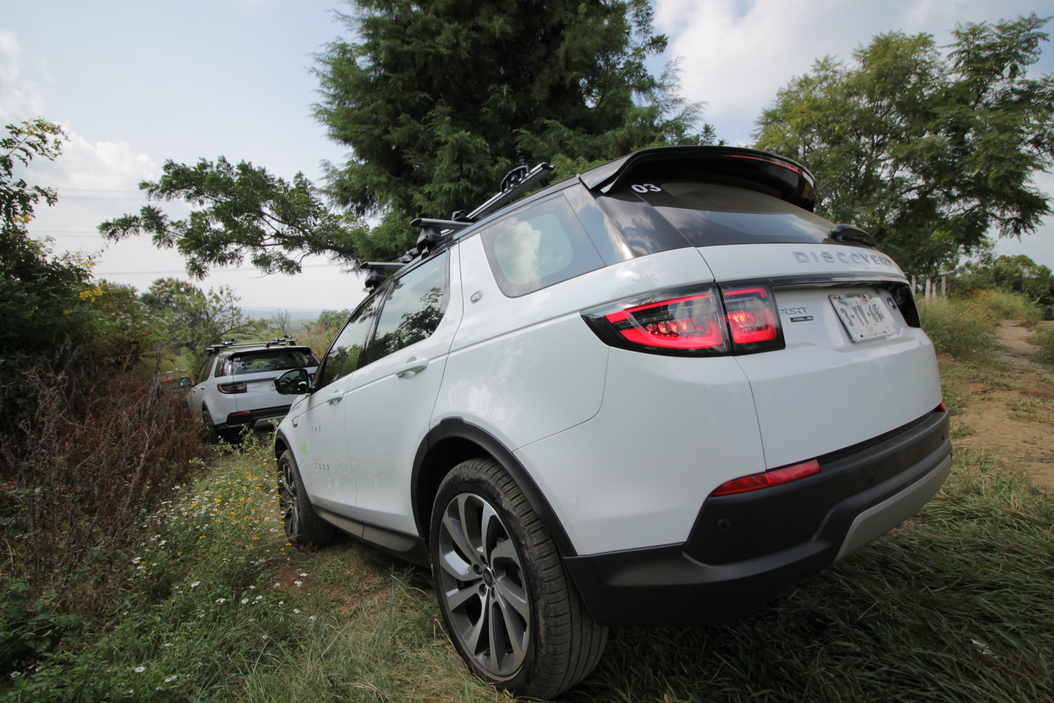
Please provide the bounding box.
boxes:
[6,438,1052,702]
[1033,327,1054,365]
[972,289,1046,322]
[0,347,202,679]
[918,297,997,361]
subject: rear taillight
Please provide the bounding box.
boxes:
[604,291,728,352]
[218,382,247,394]
[721,286,781,352]
[709,459,821,497]
[583,281,784,356]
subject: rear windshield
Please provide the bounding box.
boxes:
[225,350,318,376]
[607,181,834,249]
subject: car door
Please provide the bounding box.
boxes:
[339,250,461,535]
[289,294,382,513]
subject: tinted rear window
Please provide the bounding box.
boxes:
[608,181,834,249]
[225,350,318,376]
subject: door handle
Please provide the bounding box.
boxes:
[396,356,428,378]
[327,393,343,405]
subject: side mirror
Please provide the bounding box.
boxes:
[178,377,193,388]
[275,368,310,395]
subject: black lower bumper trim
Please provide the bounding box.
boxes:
[564,411,951,627]
[222,405,291,428]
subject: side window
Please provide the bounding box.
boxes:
[315,294,382,389]
[480,194,603,297]
[370,252,448,363]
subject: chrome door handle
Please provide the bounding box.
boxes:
[396,356,428,378]
[327,394,343,405]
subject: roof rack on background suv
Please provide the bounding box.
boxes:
[204,336,300,356]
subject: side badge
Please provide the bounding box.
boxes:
[470,291,483,304]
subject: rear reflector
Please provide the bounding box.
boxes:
[709,460,821,497]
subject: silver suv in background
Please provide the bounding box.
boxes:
[186,338,319,442]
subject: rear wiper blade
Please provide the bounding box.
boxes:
[828,224,876,248]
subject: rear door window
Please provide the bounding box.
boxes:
[315,295,382,389]
[480,195,604,297]
[369,252,449,363]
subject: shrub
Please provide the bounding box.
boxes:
[972,289,1045,322]
[917,297,997,361]
[0,347,203,676]
[1034,327,1054,365]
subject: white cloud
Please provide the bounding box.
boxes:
[34,130,160,192]
[0,29,46,121]
[658,0,1054,144]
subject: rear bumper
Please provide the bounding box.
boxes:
[222,405,291,429]
[564,408,950,627]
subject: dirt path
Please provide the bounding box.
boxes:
[951,320,1054,490]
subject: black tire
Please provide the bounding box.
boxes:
[277,450,334,547]
[430,458,607,699]
[201,405,220,444]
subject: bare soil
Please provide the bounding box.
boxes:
[951,320,1054,490]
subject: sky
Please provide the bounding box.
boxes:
[4,0,1054,314]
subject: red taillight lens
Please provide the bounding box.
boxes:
[709,460,821,497]
[218,382,247,394]
[583,281,784,357]
[722,286,779,347]
[604,292,727,351]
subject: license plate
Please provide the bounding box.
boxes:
[248,381,272,393]
[829,293,895,342]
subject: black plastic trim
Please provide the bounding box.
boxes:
[222,404,291,427]
[565,410,950,627]
[315,507,430,567]
[685,409,948,565]
[410,418,578,559]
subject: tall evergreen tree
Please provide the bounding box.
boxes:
[316,0,711,259]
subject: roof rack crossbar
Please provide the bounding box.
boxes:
[204,336,300,356]
[466,162,554,223]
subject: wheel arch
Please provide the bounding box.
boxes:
[411,418,578,559]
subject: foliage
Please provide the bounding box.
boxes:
[0,348,201,677]
[99,156,366,278]
[1034,326,1054,364]
[972,288,1046,322]
[79,280,166,368]
[918,296,998,361]
[294,308,351,354]
[0,120,93,365]
[954,254,1054,315]
[315,0,713,260]
[140,277,262,373]
[754,14,1054,277]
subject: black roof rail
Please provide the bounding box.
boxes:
[359,261,404,291]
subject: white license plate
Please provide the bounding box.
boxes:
[248,381,273,393]
[829,293,895,342]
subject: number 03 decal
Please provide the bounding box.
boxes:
[631,183,662,193]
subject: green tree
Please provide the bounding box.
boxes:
[754,14,1054,277]
[99,157,366,278]
[140,277,261,372]
[956,254,1054,309]
[316,0,711,259]
[1,119,92,362]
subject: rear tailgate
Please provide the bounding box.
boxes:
[699,243,942,469]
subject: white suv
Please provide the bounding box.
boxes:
[186,338,319,441]
[273,147,950,699]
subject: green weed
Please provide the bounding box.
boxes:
[918,297,997,362]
